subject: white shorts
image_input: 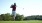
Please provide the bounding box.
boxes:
[12,11,16,17]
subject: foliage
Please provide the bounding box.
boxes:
[0,13,24,21]
[24,15,42,20]
[15,14,24,21]
[0,13,42,21]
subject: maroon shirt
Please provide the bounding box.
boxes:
[11,5,16,11]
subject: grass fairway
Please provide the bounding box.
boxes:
[0,20,42,23]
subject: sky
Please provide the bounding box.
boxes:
[0,0,42,16]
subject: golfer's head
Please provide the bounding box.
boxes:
[14,3,16,6]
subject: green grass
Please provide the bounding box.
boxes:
[0,20,42,23]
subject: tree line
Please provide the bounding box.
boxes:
[24,15,42,20]
[0,13,24,21]
[0,13,42,21]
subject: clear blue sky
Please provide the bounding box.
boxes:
[0,0,42,16]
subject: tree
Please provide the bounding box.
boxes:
[0,13,11,21]
[24,15,42,20]
[0,13,24,21]
[15,14,24,21]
